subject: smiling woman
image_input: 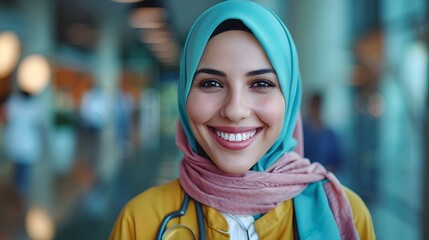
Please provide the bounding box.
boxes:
[187,30,285,174]
[109,1,376,239]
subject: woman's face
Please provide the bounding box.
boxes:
[187,30,285,174]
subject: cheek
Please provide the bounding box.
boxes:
[255,95,285,129]
[186,93,216,125]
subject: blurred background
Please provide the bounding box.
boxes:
[0,0,427,239]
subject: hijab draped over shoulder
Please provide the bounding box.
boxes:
[176,1,359,239]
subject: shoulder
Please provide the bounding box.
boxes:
[342,186,376,240]
[127,179,183,208]
[122,179,185,221]
[109,179,184,240]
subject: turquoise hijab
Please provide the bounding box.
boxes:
[178,0,302,171]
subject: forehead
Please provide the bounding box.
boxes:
[198,30,272,68]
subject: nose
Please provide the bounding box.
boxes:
[220,90,251,122]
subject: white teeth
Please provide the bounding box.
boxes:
[236,134,242,141]
[215,129,257,142]
[228,134,235,141]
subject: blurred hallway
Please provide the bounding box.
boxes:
[53,136,181,240]
[0,0,428,239]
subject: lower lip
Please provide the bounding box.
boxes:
[210,129,258,151]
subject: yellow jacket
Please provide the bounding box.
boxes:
[110,179,375,239]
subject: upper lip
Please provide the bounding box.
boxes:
[209,126,260,133]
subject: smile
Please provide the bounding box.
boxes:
[214,129,257,142]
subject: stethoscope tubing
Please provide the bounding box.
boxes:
[156,194,206,240]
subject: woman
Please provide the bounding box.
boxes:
[110,1,375,239]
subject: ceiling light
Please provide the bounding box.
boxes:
[142,30,171,44]
[26,206,55,240]
[0,31,20,79]
[17,54,51,95]
[130,7,165,29]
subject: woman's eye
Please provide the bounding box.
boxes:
[251,80,275,88]
[199,79,222,88]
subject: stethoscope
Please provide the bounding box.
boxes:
[156,194,206,240]
[156,194,300,240]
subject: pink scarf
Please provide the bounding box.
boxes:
[177,123,358,239]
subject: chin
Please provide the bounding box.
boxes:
[216,162,253,175]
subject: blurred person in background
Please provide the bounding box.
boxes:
[77,85,109,184]
[303,92,343,173]
[114,88,136,161]
[3,88,46,199]
[110,1,375,239]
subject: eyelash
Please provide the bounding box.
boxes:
[196,79,276,89]
[251,79,275,88]
[198,79,222,88]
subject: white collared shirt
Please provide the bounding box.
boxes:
[221,213,259,240]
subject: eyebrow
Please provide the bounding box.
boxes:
[246,68,276,77]
[194,68,276,78]
[194,68,227,77]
